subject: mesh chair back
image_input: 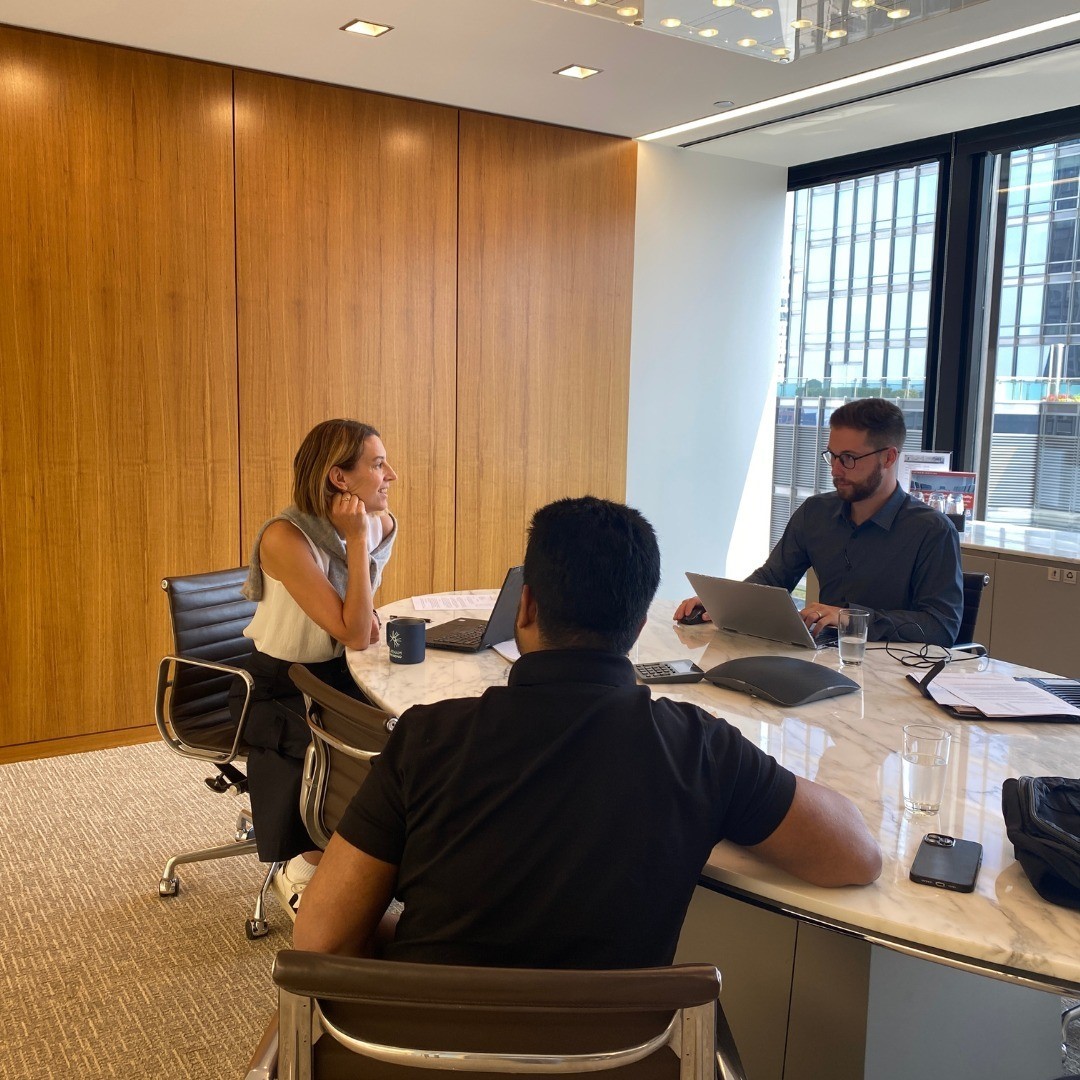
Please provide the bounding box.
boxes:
[290,664,396,849]
[272,952,741,1080]
[958,572,990,645]
[160,568,256,755]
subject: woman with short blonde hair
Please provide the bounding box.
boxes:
[230,418,398,916]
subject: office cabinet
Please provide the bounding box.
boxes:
[986,555,1080,677]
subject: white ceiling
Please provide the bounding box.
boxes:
[1,0,1078,166]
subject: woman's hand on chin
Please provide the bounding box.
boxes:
[330,491,368,541]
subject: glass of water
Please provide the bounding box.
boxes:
[901,723,952,814]
[838,607,870,665]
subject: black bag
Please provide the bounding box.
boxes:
[1001,776,1080,910]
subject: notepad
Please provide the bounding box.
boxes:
[923,672,1080,719]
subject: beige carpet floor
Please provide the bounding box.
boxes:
[2,742,1078,1079]
[0,742,288,1079]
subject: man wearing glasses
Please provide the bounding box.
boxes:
[676,398,963,647]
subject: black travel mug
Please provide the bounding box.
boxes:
[387,617,426,664]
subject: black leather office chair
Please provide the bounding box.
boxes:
[288,663,397,849]
[957,571,990,647]
[155,567,279,939]
[258,952,747,1080]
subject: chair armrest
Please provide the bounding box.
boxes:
[305,718,382,762]
[245,1013,279,1080]
[155,654,255,765]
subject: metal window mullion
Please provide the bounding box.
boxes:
[843,181,856,372]
[825,182,839,386]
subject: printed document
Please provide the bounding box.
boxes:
[927,673,1080,718]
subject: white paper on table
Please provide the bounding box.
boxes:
[492,639,520,663]
[411,591,499,612]
[928,673,1080,718]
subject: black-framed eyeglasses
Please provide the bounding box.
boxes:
[821,447,888,470]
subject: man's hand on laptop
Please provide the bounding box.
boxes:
[674,596,712,624]
[801,603,841,634]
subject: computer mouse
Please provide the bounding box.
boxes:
[702,656,858,707]
[677,604,708,626]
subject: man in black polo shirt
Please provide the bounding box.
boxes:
[295,497,881,967]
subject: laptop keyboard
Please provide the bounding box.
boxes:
[1018,678,1080,708]
[431,626,484,647]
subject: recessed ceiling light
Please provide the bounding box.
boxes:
[851,0,874,8]
[771,47,790,56]
[640,11,1080,142]
[555,64,601,79]
[713,0,737,6]
[616,6,639,15]
[751,7,773,17]
[575,0,598,5]
[713,100,735,108]
[737,37,757,46]
[698,27,719,37]
[340,18,393,37]
[660,17,682,27]
[791,18,814,29]
[825,27,848,38]
[888,7,911,17]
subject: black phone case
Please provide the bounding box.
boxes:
[909,836,983,893]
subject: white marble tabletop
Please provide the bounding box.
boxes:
[961,519,1080,564]
[349,597,1080,994]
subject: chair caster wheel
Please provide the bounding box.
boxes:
[246,918,269,940]
[159,877,179,897]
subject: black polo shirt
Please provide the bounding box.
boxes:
[337,649,796,969]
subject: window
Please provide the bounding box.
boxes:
[772,162,939,546]
[974,137,1080,529]
[773,110,1080,546]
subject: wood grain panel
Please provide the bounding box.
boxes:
[235,73,457,604]
[456,113,637,589]
[0,28,238,747]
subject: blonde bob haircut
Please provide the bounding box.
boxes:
[292,419,381,520]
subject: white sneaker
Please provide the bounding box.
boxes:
[271,857,315,921]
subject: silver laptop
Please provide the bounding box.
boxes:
[685,572,835,650]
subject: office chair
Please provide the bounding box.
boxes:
[155,567,280,940]
[956,571,990,648]
[288,663,397,849]
[258,951,747,1080]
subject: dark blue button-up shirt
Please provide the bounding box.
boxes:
[747,485,963,646]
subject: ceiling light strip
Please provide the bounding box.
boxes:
[676,35,1080,150]
[638,12,1080,142]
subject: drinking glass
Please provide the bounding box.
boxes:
[838,607,869,665]
[901,723,952,814]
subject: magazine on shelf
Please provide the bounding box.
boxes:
[909,469,977,514]
[898,450,951,493]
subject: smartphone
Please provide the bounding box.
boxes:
[633,659,705,685]
[909,833,982,893]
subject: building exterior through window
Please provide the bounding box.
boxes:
[773,163,937,548]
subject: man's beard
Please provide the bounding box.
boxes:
[834,459,884,504]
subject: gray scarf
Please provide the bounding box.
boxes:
[242,505,395,601]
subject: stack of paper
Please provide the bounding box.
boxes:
[926,673,1080,719]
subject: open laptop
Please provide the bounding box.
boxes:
[425,566,524,653]
[685,572,836,650]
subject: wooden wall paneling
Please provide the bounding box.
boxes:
[234,73,457,605]
[0,29,239,747]
[456,113,637,589]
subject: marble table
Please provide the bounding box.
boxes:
[349,595,1080,997]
